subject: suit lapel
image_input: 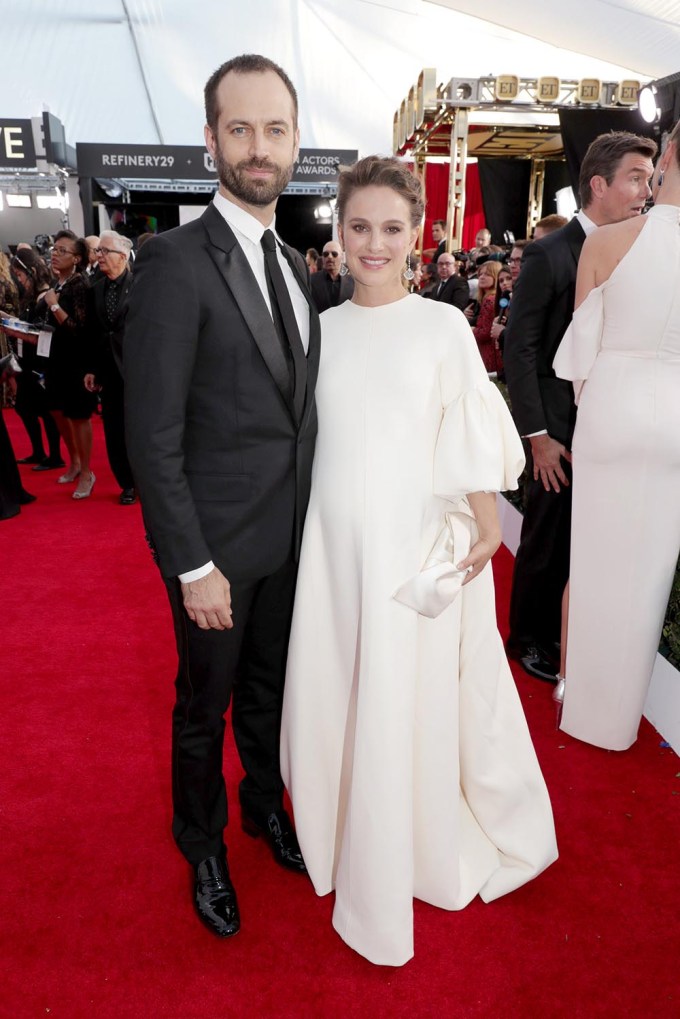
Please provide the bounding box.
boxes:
[201,205,295,420]
[278,244,321,426]
[565,217,586,266]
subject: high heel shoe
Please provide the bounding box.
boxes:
[58,467,81,484]
[553,674,565,727]
[72,472,95,500]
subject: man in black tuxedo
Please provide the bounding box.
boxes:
[84,231,135,504]
[504,131,657,682]
[425,252,469,310]
[310,241,354,312]
[124,54,320,939]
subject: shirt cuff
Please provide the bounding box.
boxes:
[178,561,215,584]
[524,429,548,438]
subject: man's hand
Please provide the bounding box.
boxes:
[181,567,233,630]
[83,373,100,393]
[529,433,572,493]
[490,320,504,341]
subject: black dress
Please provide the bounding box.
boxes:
[42,273,97,419]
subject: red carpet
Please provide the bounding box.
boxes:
[3,409,679,1018]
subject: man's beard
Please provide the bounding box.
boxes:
[215,149,294,207]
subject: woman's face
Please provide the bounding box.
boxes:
[477,266,495,291]
[339,185,418,297]
[51,239,80,277]
[498,270,512,292]
[412,264,423,286]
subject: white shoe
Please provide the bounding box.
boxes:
[73,472,95,500]
[57,467,81,484]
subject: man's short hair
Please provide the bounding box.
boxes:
[579,131,657,209]
[433,219,446,229]
[204,54,298,132]
[535,214,569,235]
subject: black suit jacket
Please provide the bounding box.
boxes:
[425,274,470,311]
[123,204,321,581]
[86,268,133,384]
[310,271,354,313]
[503,217,586,446]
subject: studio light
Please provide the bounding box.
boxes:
[314,201,333,223]
[555,186,577,219]
[638,72,680,129]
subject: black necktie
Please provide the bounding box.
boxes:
[261,230,307,421]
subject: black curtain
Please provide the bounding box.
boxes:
[477,159,531,244]
[558,108,657,208]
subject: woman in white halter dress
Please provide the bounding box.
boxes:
[281,157,557,967]
[554,123,680,751]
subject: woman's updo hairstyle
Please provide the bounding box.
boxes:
[336,156,424,229]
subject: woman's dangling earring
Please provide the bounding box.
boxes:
[657,168,665,188]
[339,254,349,277]
[402,252,415,282]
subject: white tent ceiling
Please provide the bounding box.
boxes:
[3,0,678,157]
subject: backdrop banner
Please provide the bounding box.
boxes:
[76,143,356,183]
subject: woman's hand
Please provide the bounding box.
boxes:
[43,288,58,307]
[459,491,502,584]
[457,530,501,585]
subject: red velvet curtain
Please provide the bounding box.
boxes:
[421,162,486,258]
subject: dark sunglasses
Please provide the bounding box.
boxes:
[324,251,340,257]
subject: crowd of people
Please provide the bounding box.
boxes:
[0,229,138,513]
[2,51,679,969]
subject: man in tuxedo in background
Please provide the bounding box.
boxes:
[124,54,320,939]
[426,252,469,310]
[84,231,136,504]
[503,131,657,683]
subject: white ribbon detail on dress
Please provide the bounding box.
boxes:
[393,510,474,618]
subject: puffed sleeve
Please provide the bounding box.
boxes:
[553,284,604,403]
[434,326,525,499]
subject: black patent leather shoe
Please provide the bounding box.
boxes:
[194,853,240,938]
[518,645,558,683]
[242,810,307,874]
[119,487,137,505]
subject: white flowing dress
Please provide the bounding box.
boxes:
[554,203,680,751]
[281,295,558,967]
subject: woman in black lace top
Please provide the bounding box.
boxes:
[38,231,97,499]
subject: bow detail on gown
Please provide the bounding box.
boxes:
[393,505,476,618]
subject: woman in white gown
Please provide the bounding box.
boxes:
[280,157,557,967]
[554,121,680,751]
